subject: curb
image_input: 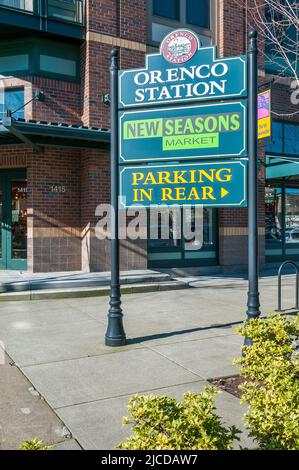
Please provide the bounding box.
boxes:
[0,281,189,301]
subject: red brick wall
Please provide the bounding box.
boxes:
[120,0,147,43]
[85,0,147,42]
[26,147,82,272]
[30,77,81,124]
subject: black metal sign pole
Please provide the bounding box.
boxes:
[105,48,126,347]
[245,29,261,345]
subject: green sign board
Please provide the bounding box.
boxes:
[119,101,247,163]
[119,32,247,108]
[119,160,247,208]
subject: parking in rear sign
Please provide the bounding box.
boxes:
[119,160,247,208]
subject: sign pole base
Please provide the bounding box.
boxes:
[105,288,126,347]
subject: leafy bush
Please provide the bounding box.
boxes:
[118,386,240,450]
[235,314,299,450]
[20,438,53,450]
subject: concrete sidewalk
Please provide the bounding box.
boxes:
[0,350,81,450]
[0,273,297,449]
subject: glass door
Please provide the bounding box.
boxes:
[0,170,27,270]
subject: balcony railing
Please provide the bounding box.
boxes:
[0,0,84,25]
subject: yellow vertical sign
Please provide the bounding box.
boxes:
[258,89,271,139]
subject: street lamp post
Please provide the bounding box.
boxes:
[105,48,126,347]
[246,29,261,345]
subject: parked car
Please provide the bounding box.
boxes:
[285,227,299,243]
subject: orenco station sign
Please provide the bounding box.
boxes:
[131,61,231,103]
[119,32,247,108]
[118,29,248,209]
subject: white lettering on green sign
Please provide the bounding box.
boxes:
[132,63,229,103]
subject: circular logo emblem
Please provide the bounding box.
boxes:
[161,30,199,64]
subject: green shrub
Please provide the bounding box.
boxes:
[235,314,299,450]
[118,386,240,450]
[20,438,53,450]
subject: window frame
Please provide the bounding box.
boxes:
[147,0,217,47]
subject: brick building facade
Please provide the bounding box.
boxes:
[0,0,298,272]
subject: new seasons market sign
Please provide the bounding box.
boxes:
[119,101,247,163]
[119,161,247,208]
[119,30,247,108]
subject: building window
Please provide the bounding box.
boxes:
[39,55,77,78]
[0,54,29,74]
[0,0,34,13]
[266,121,299,157]
[0,88,24,120]
[0,0,84,23]
[47,0,84,24]
[153,0,180,21]
[149,0,214,46]
[0,39,80,82]
[186,0,210,28]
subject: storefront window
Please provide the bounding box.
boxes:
[148,207,217,267]
[285,188,299,253]
[265,184,299,261]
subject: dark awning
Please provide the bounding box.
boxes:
[0,117,110,150]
